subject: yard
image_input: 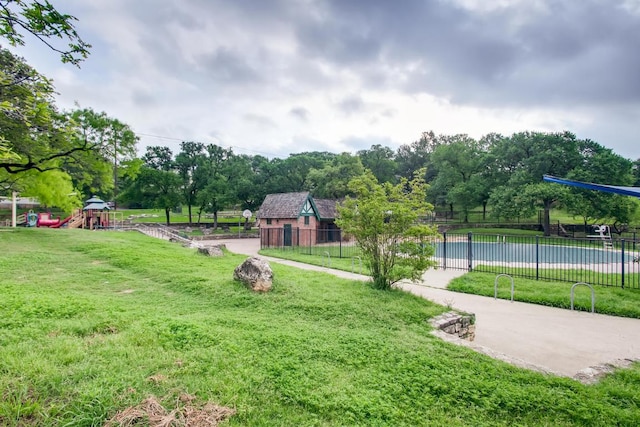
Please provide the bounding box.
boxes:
[1,229,639,426]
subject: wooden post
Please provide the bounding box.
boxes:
[11,191,17,228]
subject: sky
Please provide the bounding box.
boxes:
[5,0,640,160]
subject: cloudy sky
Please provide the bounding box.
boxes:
[6,0,640,159]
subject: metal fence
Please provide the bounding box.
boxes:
[260,228,640,289]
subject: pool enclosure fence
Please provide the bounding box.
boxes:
[260,228,640,289]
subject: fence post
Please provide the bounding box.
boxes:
[443,231,447,270]
[536,234,540,280]
[340,233,343,258]
[621,239,625,289]
[467,232,473,271]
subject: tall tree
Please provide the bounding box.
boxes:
[1,0,91,65]
[120,146,181,225]
[488,131,582,235]
[65,107,138,204]
[563,140,636,230]
[0,48,76,175]
[195,144,233,227]
[175,141,206,224]
[395,131,443,181]
[307,152,365,198]
[428,135,484,222]
[263,152,334,194]
[357,144,397,184]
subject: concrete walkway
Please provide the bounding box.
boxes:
[217,238,640,378]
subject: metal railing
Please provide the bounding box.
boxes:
[260,228,640,288]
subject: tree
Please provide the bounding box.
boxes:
[428,135,484,222]
[120,146,181,225]
[395,131,443,181]
[195,144,233,227]
[563,140,636,230]
[65,107,138,204]
[175,141,206,224]
[0,47,87,210]
[487,131,582,235]
[267,152,331,194]
[1,0,90,65]
[633,159,640,187]
[307,152,365,198]
[336,169,439,290]
[0,48,76,175]
[357,144,397,183]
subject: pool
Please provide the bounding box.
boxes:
[434,241,634,265]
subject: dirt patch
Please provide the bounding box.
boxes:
[119,289,135,294]
[573,359,639,384]
[105,394,235,427]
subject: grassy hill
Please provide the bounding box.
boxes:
[1,229,639,426]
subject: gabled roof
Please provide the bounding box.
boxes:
[314,198,338,220]
[258,192,312,219]
[543,175,640,198]
[257,192,339,220]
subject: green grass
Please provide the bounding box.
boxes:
[447,228,544,236]
[260,247,367,274]
[1,229,640,425]
[116,207,247,225]
[448,271,640,318]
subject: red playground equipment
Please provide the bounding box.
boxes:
[26,196,111,229]
[37,212,65,227]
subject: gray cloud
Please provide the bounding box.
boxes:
[197,48,263,85]
[337,95,365,115]
[131,89,156,107]
[243,114,277,129]
[16,0,639,161]
[289,107,310,121]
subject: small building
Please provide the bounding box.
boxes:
[257,192,340,247]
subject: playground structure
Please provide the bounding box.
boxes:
[10,196,120,230]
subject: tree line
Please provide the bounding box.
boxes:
[116,130,640,237]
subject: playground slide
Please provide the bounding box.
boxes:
[49,215,73,228]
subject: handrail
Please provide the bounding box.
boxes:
[494,274,515,302]
[570,282,595,313]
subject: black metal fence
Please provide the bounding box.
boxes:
[436,232,640,289]
[260,228,640,289]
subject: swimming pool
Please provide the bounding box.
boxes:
[433,241,634,265]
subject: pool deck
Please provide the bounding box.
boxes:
[217,238,640,379]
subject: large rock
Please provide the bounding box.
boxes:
[234,257,273,292]
[197,245,225,257]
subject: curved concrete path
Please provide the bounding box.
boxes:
[217,238,640,378]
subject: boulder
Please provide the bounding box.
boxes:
[234,257,273,292]
[197,245,225,257]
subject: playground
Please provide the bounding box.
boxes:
[5,195,123,230]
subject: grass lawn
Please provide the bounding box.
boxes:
[116,208,247,225]
[262,248,640,318]
[1,229,640,425]
[448,271,640,319]
[446,228,544,236]
[260,247,366,273]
